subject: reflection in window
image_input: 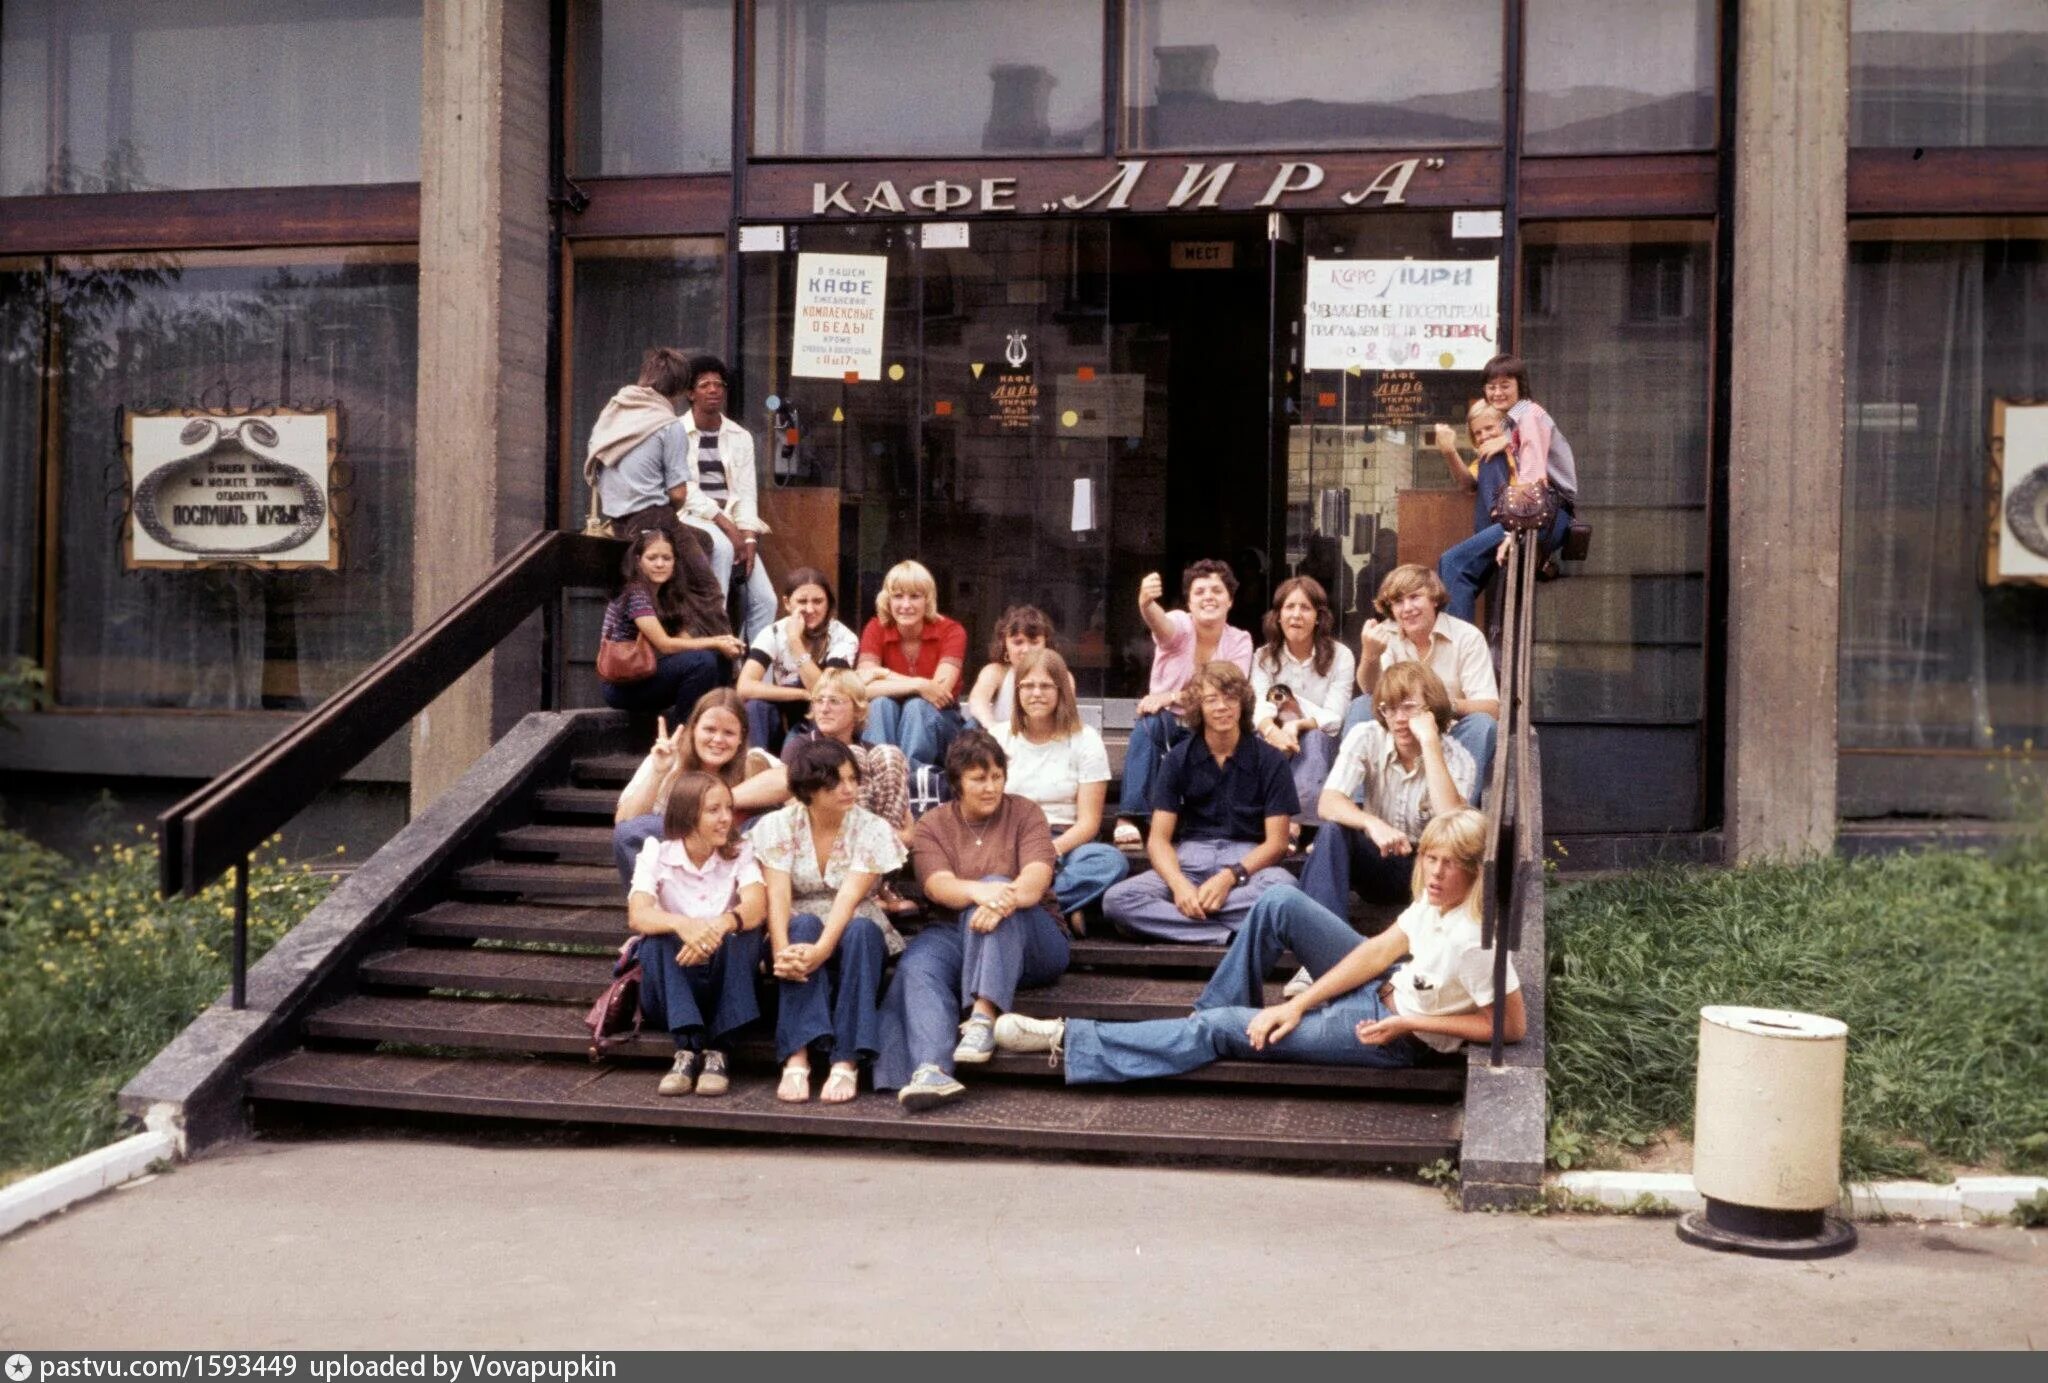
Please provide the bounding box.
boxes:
[0,266,42,661]
[570,0,733,175]
[0,0,420,196]
[1842,223,2048,753]
[1519,222,1713,831]
[1852,0,2048,147]
[1123,0,1501,151]
[568,238,727,522]
[47,252,417,709]
[753,0,1105,156]
[1523,0,1715,155]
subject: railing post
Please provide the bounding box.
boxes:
[232,856,249,1010]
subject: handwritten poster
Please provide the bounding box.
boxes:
[1303,258,1498,372]
[791,252,888,380]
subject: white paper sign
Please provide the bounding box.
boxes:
[1303,258,1499,372]
[1994,401,2048,581]
[125,409,337,568]
[792,251,888,380]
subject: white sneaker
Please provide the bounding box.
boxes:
[992,1012,1065,1061]
[1282,966,1314,999]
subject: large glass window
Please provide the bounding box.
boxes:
[1851,0,2048,147]
[1519,221,1714,832]
[569,0,733,175]
[1123,0,1501,151]
[27,250,418,710]
[752,0,1105,157]
[1523,0,1716,155]
[0,0,420,196]
[1,263,43,662]
[1842,221,2048,752]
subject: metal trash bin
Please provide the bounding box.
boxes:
[1677,1005,1857,1258]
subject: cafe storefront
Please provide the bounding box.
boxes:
[3,1,2045,857]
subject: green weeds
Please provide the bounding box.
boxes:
[1546,837,2048,1183]
[0,825,331,1183]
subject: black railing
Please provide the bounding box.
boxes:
[157,530,624,1006]
[1479,534,1543,1067]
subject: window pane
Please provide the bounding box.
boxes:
[0,0,420,195]
[0,266,42,662]
[1520,222,1714,829]
[1842,222,2048,751]
[568,237,727,521]
[570,0,733,175]
[1852,0,2048,147]
[753,0,1105,157]
[1123,0,1501,151]
[52,251,417,709]
[1523,0,1716,154]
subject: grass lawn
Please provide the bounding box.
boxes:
[0,824,332,1185]
[1546,835,2048,1182]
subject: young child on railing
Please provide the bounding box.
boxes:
[988,809,1524,1079]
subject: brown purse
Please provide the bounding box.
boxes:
[583,936,645,1059]
[1489,445,1560,534]
[597,631,656,684]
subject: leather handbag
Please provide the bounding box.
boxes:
[583,936,645,1059]
[596,630,656,684]
[1492,478,1559,534]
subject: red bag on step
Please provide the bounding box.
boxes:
[583,935,644,1060]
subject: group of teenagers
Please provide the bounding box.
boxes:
[589,348,1569,1109]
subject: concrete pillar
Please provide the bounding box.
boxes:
[1725,0,1847,861]
[410,0,551,814]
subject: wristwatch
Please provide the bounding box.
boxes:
[1231,863,1252,887]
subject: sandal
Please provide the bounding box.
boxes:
[777,1064,812,1103]
[1113,819,1142,848]
[1065,909,1088,939]
[820,1064,859,1104]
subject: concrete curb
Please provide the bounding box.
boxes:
[0,1131,177,1240]
[1552,1169,2048,1223]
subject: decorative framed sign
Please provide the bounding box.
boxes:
[123,405,339,570]
[1988,399,2048,587]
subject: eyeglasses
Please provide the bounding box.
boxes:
[1385,700,1429,718]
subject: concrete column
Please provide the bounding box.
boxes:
[410,0,551,814]
[1725,0,1848,862]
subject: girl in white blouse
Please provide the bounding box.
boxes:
[992,648,1130,932]
[737,566,860,755]
[1251,576,1356,828]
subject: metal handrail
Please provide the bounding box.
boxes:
[156,529,624,1006]
[1478,533,1543,1067]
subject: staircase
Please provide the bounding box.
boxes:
[241,714,1468,1166]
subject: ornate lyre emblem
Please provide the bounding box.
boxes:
[1004,331,1029,369]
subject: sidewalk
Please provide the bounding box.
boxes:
[1,1132,2041,1349]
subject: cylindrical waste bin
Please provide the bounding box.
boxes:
[1676,1005,1856,1258]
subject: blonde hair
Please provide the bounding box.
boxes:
[1466,400,1506,435]
[1373,661,1455,734]
[874,560,941,623]
[1411,808,1487,913]
[1374,563,1449,618]
[1011,647,1082,740]
[810,666,870,733]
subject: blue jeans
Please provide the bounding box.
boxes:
[599,649,728,724]
[636,930,766,1050]
[1102,838,1293,944]
[1062,885,1427,1083]
[1337,697,1495,806]
[744,696,808,758]
[682,515,779,643]
[872,882,1071,1090]
[1117,711,1189,817]
[1055,842,1130,915]
[1299,820,1415,916]
[1438,508,1571,623]
[774,912,890,1065]
[862,695,963,773]
[1280,728,1339,827]
[612,813,663,887]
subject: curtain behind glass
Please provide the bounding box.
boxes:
[1851,0,2048,147]
[54,253,417,709]
[753,0,1104,156]
[1123,0,1501,151]
[0,269,44,661]
[1523,0,1716,155]
[569,0,733,175]
[0,0,420,195]
[1841,228,2048,750]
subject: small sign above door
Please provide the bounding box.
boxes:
[1171,241,1235,270]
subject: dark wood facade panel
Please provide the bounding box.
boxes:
[1519,154,1718,219]
[562,174,735,238]
[0,183,419,255]
[1848,148,2048,215]
[742,150,1505,221]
